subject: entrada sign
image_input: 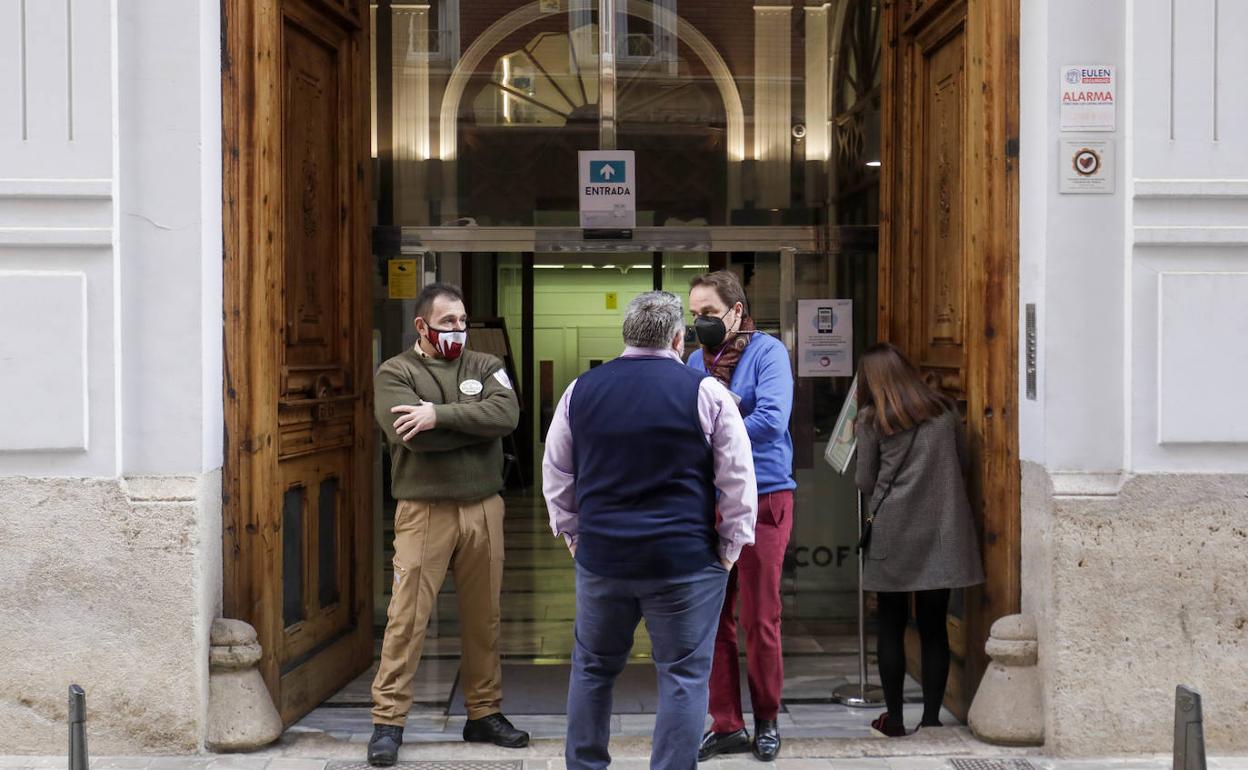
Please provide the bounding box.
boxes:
[579,150,636,229]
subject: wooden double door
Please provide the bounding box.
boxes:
[222,0,375,724]
[879,0,1021,718]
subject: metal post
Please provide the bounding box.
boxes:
[68,685,88,770]
[1174,685,1207,770]
[598,0,617,150]
[832,491,884,707]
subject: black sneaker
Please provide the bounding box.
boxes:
[697,729,751,761]
[367,724,403,767]
[463,712,530,748]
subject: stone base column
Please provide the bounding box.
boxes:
[206,619,282,752]
[968,614,1044,746]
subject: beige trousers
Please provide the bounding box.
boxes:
[371,494,505,725]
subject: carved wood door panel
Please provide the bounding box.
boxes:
[880,0,1019,720]
[224,0,373,725]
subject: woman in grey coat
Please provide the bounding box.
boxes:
[853,343,985,737]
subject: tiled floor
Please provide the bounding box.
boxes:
[300,492,951,745]
[10,755,1244,769]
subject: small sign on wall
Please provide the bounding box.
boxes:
[797,299,853,377]
[1059,139,1115,194]
[605,292,618,310]
[388,259,419,299]
[1060,64,1116,131]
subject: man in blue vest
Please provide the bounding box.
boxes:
[543,291,758,770]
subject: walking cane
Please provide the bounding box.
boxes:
[831,490,884,707]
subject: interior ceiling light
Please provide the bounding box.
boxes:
[866,160,882,167]
[534,264,565,269]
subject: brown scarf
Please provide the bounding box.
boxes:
[703,316,756,386]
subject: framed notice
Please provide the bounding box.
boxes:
[824,374,859,475]
[797,299,852,377]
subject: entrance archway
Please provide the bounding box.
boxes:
[437,0,745,162]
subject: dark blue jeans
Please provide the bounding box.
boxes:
[565,561,729,770]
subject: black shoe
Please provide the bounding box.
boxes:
[463,712,530,748]
[367,724,403,767]
[698,729,751,761]
[752,719,780,761]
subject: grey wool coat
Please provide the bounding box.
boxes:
[854,408,986,593]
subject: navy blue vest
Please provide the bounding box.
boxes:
[569,355,717,579]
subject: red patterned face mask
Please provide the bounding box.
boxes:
[426,326,467,360]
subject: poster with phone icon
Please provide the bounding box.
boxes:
[797,299,852,377]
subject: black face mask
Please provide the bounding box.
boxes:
[694,309,733,349]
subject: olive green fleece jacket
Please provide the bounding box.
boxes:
[374,348,520,502]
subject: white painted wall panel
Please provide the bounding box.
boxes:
[116,0,223,475]
[0,0,118,477]
[0,0,113,179]
[1041,0,1126,472]
[1133,0,1248,178]
[1157,272,1248,444]
[0,271,88,451]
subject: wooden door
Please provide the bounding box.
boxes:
[223,0,374,724]
[879,0,1020,719]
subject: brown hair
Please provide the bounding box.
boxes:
[855,343,952,436]
[414,282,465,321]
[689,270,749,317]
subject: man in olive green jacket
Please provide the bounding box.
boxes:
[368,283,528,765]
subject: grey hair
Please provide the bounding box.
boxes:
[622,291,685,348]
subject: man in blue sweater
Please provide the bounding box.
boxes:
[543,291,758,770]
[687,271,796,762]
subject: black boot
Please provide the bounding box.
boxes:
[367,724,403,767]
[698,729,751,761]
[463,712,530,748]
[752,719,780,761]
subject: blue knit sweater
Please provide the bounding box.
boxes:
[688,332,796,494]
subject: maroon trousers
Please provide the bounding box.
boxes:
[708,490,794,732]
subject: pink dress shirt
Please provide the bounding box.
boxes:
[542,345,758,564]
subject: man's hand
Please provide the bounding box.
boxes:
[570,543,578,558]
[720,558,735,572]
[392,403,438,440]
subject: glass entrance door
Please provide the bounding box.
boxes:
[372,239,877,639]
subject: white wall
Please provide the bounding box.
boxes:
[1128,0,1248,473]
[0,0,119,477]
[118,0,223,476]
[0,0,222,479]
[1019,0,1248,755]
[1019,0,1128,477]
[0,0,223,752]
[1020,0,1248,478]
